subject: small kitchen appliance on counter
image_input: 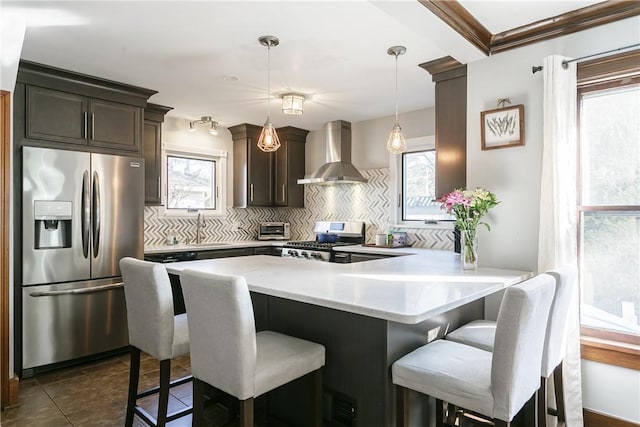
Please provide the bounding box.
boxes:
[282,220,364,262]
[258,222,291,240]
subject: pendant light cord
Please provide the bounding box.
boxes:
[394,53,399,125]
[266,43,271,122]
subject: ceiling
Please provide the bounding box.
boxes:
[3,1,602,131]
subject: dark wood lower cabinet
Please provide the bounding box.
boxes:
[169,273,484,427]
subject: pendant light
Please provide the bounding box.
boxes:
[257,35,281,152]
[387,46,407,154]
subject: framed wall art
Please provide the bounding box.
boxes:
[480,104,524,150]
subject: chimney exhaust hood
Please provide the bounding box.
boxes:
[297,120,368,185]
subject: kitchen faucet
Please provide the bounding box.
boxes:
[196,213,204,244]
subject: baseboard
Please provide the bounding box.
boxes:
[8,377,18,407]
[584,409,640,427]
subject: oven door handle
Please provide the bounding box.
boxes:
[29,282,124,297]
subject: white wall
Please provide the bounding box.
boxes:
[0,18,25,91]
[581,360,640,423]
[466,16,640,423]
[305,107,436,173]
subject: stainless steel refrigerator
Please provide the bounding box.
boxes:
[21,146,143,373]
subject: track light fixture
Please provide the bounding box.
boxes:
[189,116,219,135]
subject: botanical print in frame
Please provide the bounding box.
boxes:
[481,104,524,150]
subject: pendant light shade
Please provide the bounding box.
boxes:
[257,35,281,152]
[387,123,406,154]
[387,46,407,154]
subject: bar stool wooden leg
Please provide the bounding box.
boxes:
[396,385,409,427]
[156,359,171,427]
[538,376,548,427]
[126,347,141,427]
[554,362,566,425]
[240,398,254,427]
[445,403,457,426]
[436,398,444,427]
[192,378,205,427]
[523,392,536,427]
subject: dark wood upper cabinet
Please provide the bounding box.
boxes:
[16,60,156,156]
[421,57,467,198]
[89,99,141,152]
[144,103,172,206]
[25,86,87,145]
[275,126,308,207]
[229,123,274,207]
[229,123,307,208]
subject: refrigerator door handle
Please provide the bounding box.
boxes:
[92,171,101,258]
[29,282,124,297]
[81,170,90,258]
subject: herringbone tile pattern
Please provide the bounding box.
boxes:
[144,168,453,250]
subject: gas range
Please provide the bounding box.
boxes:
[282,221,365,262]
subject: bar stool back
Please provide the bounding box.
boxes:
[181,269,325,427]
[120,257,192,427]
[392,274,555,427]
[446,266,576,425]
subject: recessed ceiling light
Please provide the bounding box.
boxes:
[223,75,239,81]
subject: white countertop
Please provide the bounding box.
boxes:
[145,240,285,254]
[165,250,532,325]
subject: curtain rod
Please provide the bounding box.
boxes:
[531,43,640,74]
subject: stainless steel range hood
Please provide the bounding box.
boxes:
[297,120,368,185]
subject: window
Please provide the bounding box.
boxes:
[162,146,227,217]
[402,150,437,220]
[578,76,640,343]
[390,136,452,226]
[167,155,216,210]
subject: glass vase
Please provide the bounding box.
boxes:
[461,229,478,270]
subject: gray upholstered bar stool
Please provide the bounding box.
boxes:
[180,270,326,427]
[445,266,576,426]
[119,257,192,427]
[392,274,555,427]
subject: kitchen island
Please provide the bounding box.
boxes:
[166,251,531,427]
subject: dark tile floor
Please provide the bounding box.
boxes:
[0,351,230,427]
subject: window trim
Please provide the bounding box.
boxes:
[576,51,640,362]
[161,143,227,218]
[390,135,453,229]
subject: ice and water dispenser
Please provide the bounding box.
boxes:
[33,200,72,249]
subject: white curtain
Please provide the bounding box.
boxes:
[538,55,583,427]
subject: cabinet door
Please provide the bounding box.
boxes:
[254,247,274,256]
[275,127,307,207]
[286,137,305,207]
[26,86,87,145]
[274,140,288,206]
[89,99,141,153]
[143,120,162,205]
[196,248,254,259]
[247,139,273,206]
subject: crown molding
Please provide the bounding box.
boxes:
[419,0,640,56]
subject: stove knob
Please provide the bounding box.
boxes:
[290,250,298,257]
[311,252,320,259]
[301,251,310,258]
